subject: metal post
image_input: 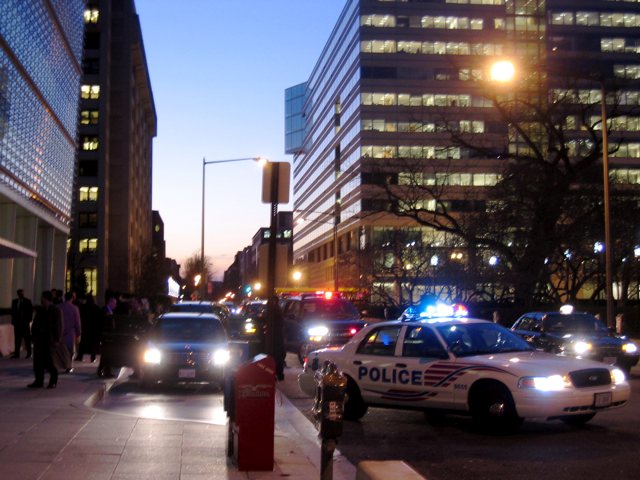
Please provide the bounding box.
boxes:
[333,217,338,293]
[200,158,206,300]
[601,83,615,328]
[320,438,336,480]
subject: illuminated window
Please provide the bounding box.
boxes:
[79,238,98,253]
[81,136,99,151]
[81,84,100,99]
[84,9,99,24]
[80,110,99,125]
[83,268,98,295]
[614,64,640,79]
[79,186,98,201]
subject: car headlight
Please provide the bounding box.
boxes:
[244,319,257,334]
[518,375,572,391]
[573,341,593,355]
[143,348,161,364]
[622,342,638,354]
[308,326,329,340]
[212,348,231,366]
[611,368,626,385]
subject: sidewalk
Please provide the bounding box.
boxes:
[0,356,355,480]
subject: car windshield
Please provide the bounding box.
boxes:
[301,298,359,319]
[436,322,534,357]
[542,313,608,333]
[169,303,214,314]
[241,303,265,317]
[154,318,226,342]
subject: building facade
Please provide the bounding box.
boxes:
[0,0,85,306]
[68,0,156,301]
[287,0,640,304]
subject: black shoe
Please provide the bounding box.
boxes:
[10,354,19,359]
[25,354,32,359]
[46,383,57,389]
[27,382,43,388]
[64,368,73,374]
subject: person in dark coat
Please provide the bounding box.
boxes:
[11,289,33,359]
[77,294,101,362]
[97,296,117,378]
[28,291,63,389]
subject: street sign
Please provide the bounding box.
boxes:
[262,162,290,204]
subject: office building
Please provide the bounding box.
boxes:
[0,0,85,306]
[287,0,640,302]
[68,0,156,301]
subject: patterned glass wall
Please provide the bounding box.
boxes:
[0,0,84,222]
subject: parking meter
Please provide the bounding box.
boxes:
[313,360,347,439]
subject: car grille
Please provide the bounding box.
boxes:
[569,368,611,388]
[164,351,210,366]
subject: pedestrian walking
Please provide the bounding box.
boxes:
[59,292,82,372]
[11,289,33,359]
[28,291,63,389]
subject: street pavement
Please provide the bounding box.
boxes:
[0,355,355,480]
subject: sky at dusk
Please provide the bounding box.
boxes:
[135,0,346,279]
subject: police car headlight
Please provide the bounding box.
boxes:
[518,375,572,391]
[212,348,231,366]
[573,341,592,355]
[611,368,626,385]
[143,348,161,364]
[622,342,638,354]
[308,326,329,340]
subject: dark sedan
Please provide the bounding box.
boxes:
[511,308,639,373]
[139,312,230,389]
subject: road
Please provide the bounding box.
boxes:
[96,357,640,480]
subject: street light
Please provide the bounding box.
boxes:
[295,210,339,292]
[200,156,266,300]
[487,59,615,325]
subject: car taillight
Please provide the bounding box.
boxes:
[349,327,358,336]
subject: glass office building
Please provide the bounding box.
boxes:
[0,0,85,305]
[287,0,640,299]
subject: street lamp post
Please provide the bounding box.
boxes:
[600,83,615,328]
[200,157,265,300]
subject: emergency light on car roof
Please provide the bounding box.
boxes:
[560,304,574,315]
[417,302,469,319]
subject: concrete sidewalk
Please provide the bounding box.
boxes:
[0,356,355,480]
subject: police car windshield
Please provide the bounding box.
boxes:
[542,313,607,333]
[301,298,359,319]
[436,322,533,357]
[170,303,215,314]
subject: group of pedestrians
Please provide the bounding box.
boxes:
[10,288,103,389]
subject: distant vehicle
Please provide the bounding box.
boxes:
[228,300,267,340]
[139,312,230,389]
[281,292,366,364]
[510,306,639,374]
[299,311,630,431]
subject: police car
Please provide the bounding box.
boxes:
[298,305,630,431]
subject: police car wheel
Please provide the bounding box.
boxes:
[470,382,522,432]
[559,413,596,426]
[344,380,368,421]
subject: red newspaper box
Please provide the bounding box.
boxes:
[232,354,276,471]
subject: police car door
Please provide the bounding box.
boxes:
[352,324,403,406]
[400,324,455,409]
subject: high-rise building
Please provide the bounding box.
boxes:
[287,0,640,302]
[0,0,85,305]
[68,0,156,301]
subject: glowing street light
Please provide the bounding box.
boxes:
[489,59,516,83]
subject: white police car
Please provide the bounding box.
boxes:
[298,307,630,431]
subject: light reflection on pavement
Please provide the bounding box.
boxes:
[95,377,228,425]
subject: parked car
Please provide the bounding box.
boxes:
[281,292,366,364]
[510,306,639,373]
[139,312,230,389]
[299,313,630,431]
